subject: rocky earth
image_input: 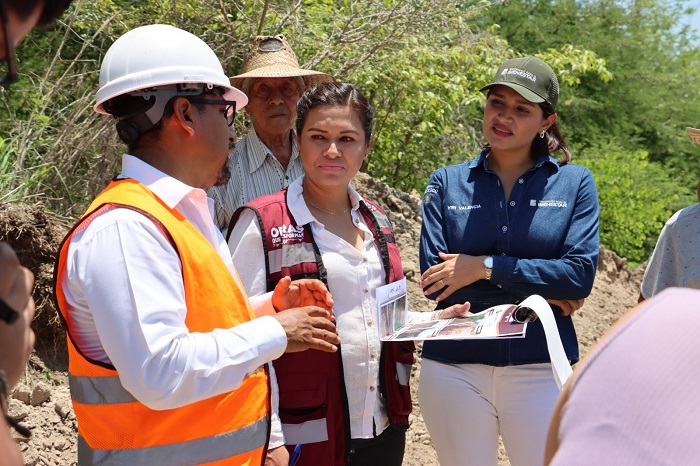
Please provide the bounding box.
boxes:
[0,172,644,465]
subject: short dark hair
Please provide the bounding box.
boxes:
[296,82,374,142]
[106,87,223,151]
[5,0,74,26]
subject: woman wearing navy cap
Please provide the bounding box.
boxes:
[417,56,600,466]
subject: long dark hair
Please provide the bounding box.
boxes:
[296,82,374,142]
[532,101,571,164]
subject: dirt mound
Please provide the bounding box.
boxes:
[0,204,70,371]
[0,175,644,465]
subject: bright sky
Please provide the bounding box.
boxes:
[680,0,700,40]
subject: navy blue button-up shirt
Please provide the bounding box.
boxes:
[419,148,600,365]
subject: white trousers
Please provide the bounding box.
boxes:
[418,359,559,466]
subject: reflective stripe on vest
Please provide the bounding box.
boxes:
[281,418,329,445]
[69,374,136,405]
[368,207,392,232]
[77,416,268,466]
[268,242,316,274]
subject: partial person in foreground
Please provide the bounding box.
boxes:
[417,56,600,466]
[229,82,470,466]
[545,287,700,465]
[638,127,700,303]
[0,243,36,465]
[53,24,339,465]
[208,34,334,232]
[0,0,74,464]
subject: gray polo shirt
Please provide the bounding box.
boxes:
[641,202,700,298]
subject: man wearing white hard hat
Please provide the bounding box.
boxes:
[638,126,700,302]
[53,24,340,465]
[208,34,334,232]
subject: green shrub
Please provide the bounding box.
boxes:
[576,140,694,263]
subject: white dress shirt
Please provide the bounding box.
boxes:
[62,154,288,418]
[207,127,305,231]
[229,176,431,439]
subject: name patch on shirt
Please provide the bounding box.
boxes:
[270,224,304,245]
[447,204,482,210]
[530,199,568,208]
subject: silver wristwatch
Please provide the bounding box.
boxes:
[483,256,493,281]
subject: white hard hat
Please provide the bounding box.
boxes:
[94,24,248,123]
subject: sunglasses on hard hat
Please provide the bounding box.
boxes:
[186,98,237,127]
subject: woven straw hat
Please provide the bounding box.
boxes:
[230,35,334,90]
[687,127,700,145]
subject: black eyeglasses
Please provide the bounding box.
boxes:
[0,0,18,87]
[187,98,237,127]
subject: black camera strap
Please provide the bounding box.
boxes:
[0,370,31,437]
[0,299,19,325]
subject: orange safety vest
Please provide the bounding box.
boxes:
[53,179,270,465]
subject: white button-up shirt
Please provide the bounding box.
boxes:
[61,154,287,415]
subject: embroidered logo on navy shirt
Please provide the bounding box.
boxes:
[424,185,439,204]
[530,200,568,208]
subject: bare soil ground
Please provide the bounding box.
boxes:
[0,172,644,465]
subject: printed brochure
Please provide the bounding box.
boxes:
[375,279,572,389]
[376,278,531,341]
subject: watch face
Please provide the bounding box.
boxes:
[484,256,493,268]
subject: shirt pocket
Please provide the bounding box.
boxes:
[278,371,329,445]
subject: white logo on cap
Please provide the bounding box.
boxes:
[501,68,537,83]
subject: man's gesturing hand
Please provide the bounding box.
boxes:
[273,306,340,353]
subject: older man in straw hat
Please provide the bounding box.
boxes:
[638,126,700,302]
[208,35,334,231]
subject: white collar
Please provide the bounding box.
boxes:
[286,176,364,226]
[118,154,207,209]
